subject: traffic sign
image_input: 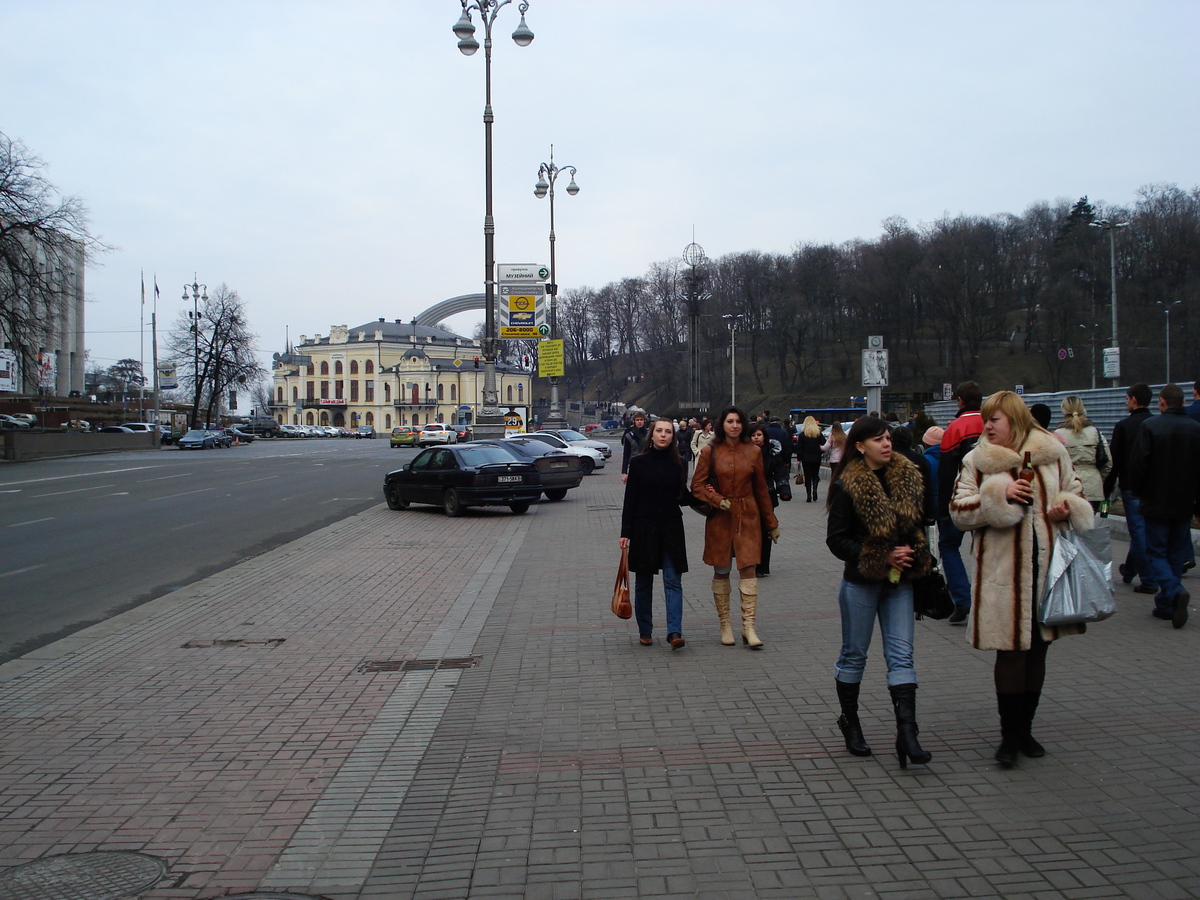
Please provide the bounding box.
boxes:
[498,263,549,282]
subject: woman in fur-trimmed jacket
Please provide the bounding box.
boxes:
[825,416,934,767]
[950,390,1093,768]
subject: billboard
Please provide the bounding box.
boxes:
[0,349,16,392]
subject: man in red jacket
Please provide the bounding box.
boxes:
[938,382,984,625]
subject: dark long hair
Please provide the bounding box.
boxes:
[826,415,891,510]
[713,405,750,445]
[637,417,682,468]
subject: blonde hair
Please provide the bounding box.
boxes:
[1058,395,1092,435]
[981,390,1046,451]
[802,415,821,438]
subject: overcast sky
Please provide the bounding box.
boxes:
[4,0,1198,373]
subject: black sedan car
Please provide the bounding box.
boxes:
[177,428,217,450]
[473,438,583,501]
[384,443,542,517]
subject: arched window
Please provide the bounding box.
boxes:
[412,413,421,426]
[450,385,457,402]
[518,383,524,402]
[365,360,375,374]
[437,384,445,400]
[320,361,329,375]
[320,412,329,425]
[305,412,314,425]
[507,385,513,402]
[292,386,298,400]
[334,360,343,375]
[276,386,283,403]
[385,414,392,428]
[437,412,444,423]
[350,360,359,375]
[384,383,391,402]
[365,412,374,426]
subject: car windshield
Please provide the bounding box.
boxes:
[558,430,586,440]
[182,430,209,438]
[458,446,518,467]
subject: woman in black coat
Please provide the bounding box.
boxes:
[796,415,827,502]
[620,418,690,649]
[749,423,780,577]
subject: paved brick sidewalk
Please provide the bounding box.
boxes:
[1,469,1198,899]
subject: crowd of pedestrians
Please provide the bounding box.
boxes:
[616,381,1199,770]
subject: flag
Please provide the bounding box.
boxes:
[154,275,160,301]
[141,270,145,306]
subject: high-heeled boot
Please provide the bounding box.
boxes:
[888,683,932,768]
[739,577,762,648]
[994,692,1023,767]
[1020,691,1045,758]
[835,679,872,756]
[712,578,735,646]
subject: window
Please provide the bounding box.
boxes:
[335,360,343,375]
[365,412,374,425]
[306,364,314,376]
[384,383,391,403]
[350,380,359,402]
[437,384,445,400]
[320,380,329,400]
[385,414,392,428]
[350,360,359,375]
[437,413,444,423]
[306,381,314,401]
[507,385,513,402]
[412,414,421,426]
[306,412,314,425]
[335,380,344,400]
[365,360,374,374]
[320,361,329,375]
[365,380,374,402]
[292,386,298,401]
[450,385,456,402]
[276,386,283,403]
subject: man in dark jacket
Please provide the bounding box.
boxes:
[938,382,984,624]
[1103,383,1156,594]
[620,411,649,485]
[765,417,793,501]
[1188,380,1200,424]
[1128,383,1200,628]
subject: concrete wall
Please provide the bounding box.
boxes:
[1,431,158,462]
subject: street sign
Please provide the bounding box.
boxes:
[498,263,549,282]
[1103,347,1120,379]
[499,283,547,338]
[942,383,952,401]
[861,349,888,387]
[538,340,564,378]
[1015,384,1024,395]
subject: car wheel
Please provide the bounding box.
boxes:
[509,501,530,514]
[580,457,595,475]
[544,488,567,502]
[385,484,409,510]
[443,488,464,517]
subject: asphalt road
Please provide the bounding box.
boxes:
[0,436,415,663]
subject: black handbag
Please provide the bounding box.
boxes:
[912,562,955,620]
[686,448,720,517]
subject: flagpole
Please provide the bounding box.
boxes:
[152,275,161,431]
[140,271,146,420]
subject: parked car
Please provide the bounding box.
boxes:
[451,423,473,442]
[355,425,376,439]
[0,414,31,429]
[390,426,419,448]
[510,431,605,474]
[208,429,234,448]
[99,425,135,433]
[580,423,602,434]
[226,426,256,444]
[474,438,583,501]
[10,413,37,424]
[177,428,217,449]
[383,443,541,517]
[278,424,305,438]
[602,420,620,430]
[539,428,613,459]
[417,423,457,446]
[122,422,159,433]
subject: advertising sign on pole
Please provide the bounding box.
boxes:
[538,339,564,378]
[499,283,546,338]
[158,365,178,390]
[1102,347,1120,379]
[0,349,17,392]
[861,349,888,386]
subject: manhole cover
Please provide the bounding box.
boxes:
[221,894,330,899]
[0,851,166,900]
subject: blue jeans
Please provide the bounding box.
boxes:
[834,579,916,687]
[938,516,972,612]
[1120,490,1155,586]
[1143,517,1193,611]
[634,551,683,636]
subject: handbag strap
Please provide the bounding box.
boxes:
[614,546,630,592]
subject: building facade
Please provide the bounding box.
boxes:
[269,319,531,431]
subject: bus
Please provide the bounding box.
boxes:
[788,407,866,427]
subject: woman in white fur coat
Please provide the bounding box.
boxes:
[950,391,1093,768]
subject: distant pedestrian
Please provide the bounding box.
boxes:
[677,417,695,467]
[825,416,934,767]
[1128,383,1200,628]
[690,417,714,458]
[921,426,944,511]
[748,423,780,577]
[938,382,985,625]
[620,410,649,485]
[620,418,690,650]
[826,421,847,466]
[765,417,793,500]
[1103,383,1157,595]
[1030,404,1067,445]
[692,406,779,648]
[1055,396,1111,512]
[950,390,1093,767]
[795,416,827,503]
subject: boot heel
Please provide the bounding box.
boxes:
[896,740,908,769]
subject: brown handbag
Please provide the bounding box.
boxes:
[611,547,633,619]
[794,471,805,485]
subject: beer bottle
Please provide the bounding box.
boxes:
[1016,451,1035,506]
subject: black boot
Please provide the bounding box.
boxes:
[995,693,1023,767]
[835,680,872,757]
[1020,691,1045,758]
[889,684,931,768]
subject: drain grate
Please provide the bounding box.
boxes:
[0,851,167,900]
[356,655,480,674]
[181,638,286,648]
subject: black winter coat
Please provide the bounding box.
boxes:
[1128,407,1200,521]
[796,433,825,465]
[1103,406,1151,496]
[621,447,690,575]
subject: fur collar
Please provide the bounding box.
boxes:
[970,427,1064,475]
[838,455,932,581]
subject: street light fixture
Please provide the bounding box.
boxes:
[1157,300,1183,383]
[453,0,534,437]
[723,313,743,406]
[533,145,578,428]
[182,276,207,427]
[1089,218,1129,386]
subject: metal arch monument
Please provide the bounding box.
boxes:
[412,293,494,328]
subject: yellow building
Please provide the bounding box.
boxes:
[269,319,531,431]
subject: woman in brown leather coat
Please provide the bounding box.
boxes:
[692,406,780,647]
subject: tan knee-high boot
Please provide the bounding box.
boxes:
[712,577,735,645]
[740,577,763,648]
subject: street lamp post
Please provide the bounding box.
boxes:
[534,145,578,429]
[723,314,743,406]
[453,0,534,437]
[182,276,207,427]
[1089,218,1129,386]
[1157,300,1183,383]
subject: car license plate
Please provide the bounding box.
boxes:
[498,475,522,483]
[550,462,567,469]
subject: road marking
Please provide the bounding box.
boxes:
[31,484,115,498]
[0,466,157,488]
[0,563,47,577]
[232,475,280,486]
[8,517,55,528]
[138,474,187,483]
[148,487,214,501]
